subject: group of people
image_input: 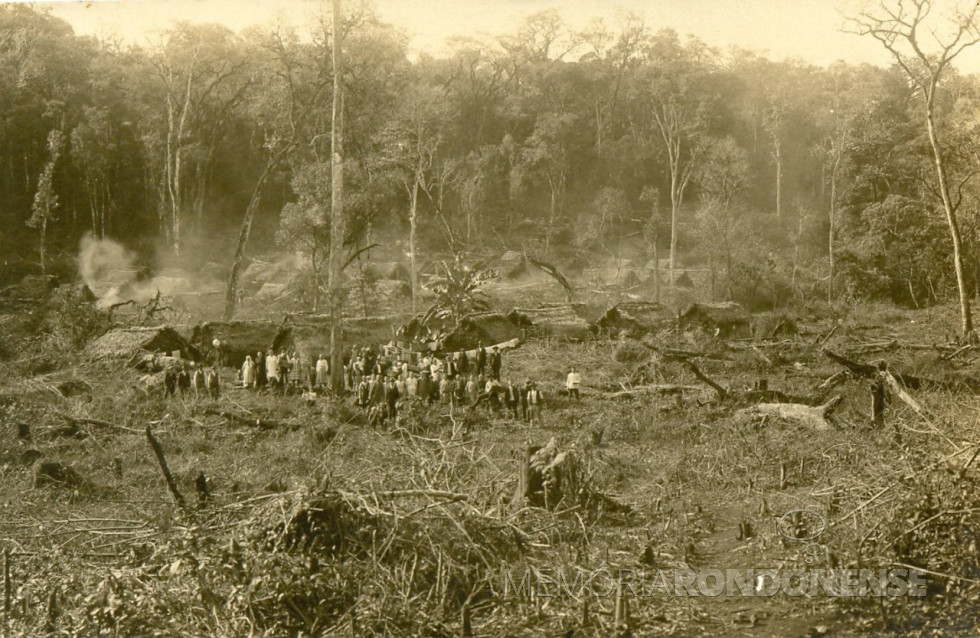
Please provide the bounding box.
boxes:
[164,362,220,400]
[223,340,585,427]
[239,350,332,393]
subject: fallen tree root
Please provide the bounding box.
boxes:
[738,396,843,430]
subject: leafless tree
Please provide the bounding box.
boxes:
[850,0,980,337]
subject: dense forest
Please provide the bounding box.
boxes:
[4,2,980,318]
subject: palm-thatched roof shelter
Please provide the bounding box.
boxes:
[441,312,524,351]
[678,302,752,338]
[191,320,281,368]
[273,314,412,359]
[86,326,190,361]
[509,303,594,342]
[594,301,676,337]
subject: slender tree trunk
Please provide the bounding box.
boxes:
[223,154,282,320]
[774,142,782,221]
[409,162,420,314]
[669,167,679,278]
[925,104,973,335]
[39,216,46,277]
[328,0,346,394]
[828,156,839,303]
[311,245,319,312]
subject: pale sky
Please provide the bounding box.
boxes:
[25,0,980,72]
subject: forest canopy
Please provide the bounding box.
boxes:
[4,1,980,316]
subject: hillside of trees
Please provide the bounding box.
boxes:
[4,2,980,317]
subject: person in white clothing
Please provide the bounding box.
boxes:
[566,367,582,399]
[315,354,330,389]
[241,355,256,388]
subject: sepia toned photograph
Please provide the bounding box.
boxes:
[2,0,980,635]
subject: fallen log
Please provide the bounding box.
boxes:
[823,349,922,389]
[738,396,842,430]
[685,361,729,400]
[598,384,699,399]
[57,413,142,434]
[823,348,980,393]
[203,407,289,430]
[685,362,814,404]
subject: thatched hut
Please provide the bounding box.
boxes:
[678,302,752,338]
[442,312,523,351]
[594,301,675,337]
[509,303,593,341]
[191,320,280,368]
[274,314,411,359]
[86,326,190,361]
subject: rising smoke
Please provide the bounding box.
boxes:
[78,233,207,309]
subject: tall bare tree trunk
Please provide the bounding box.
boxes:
[409,162,420,314]
[328,0,346,394]
[668,169,679,277]
[223,154,283,320]
[925,105,973,335]
[774,142,782,221]
[828,155,839,303]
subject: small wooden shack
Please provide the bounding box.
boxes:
[86,326,190,361]
[191,320,280,368]
[594,301,675,337]
[678,302,752,338]
[509,303,593,342]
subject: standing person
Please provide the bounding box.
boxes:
[406,372,419,399]
[475,343,487,376]
[395,373,406,399]
[357,376,370,408]
[439,375,451,405]
[316,354,329,390]
[369,374,384,407]
[241,355,256,389]
[265,349,279,389]
[485,377,502,412]
[352,355,365,390]
[385,378,400,422]
[164,366,178,398]
[520,379,532,420]
[445,354,457,380]
[279,351,292,387]
[255,351,266,389]
[212,338,223,367]
[429,356,443,379]
[566,367,582,399]
[505,379,520,419]
[489,346,502,380]
[177,363,192,395]
[459,349,469,376]
[527,382,544,425]
[206,367,220,399]
[466,375,479,405]
[192,364,206,399]
[454,374,466,405]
